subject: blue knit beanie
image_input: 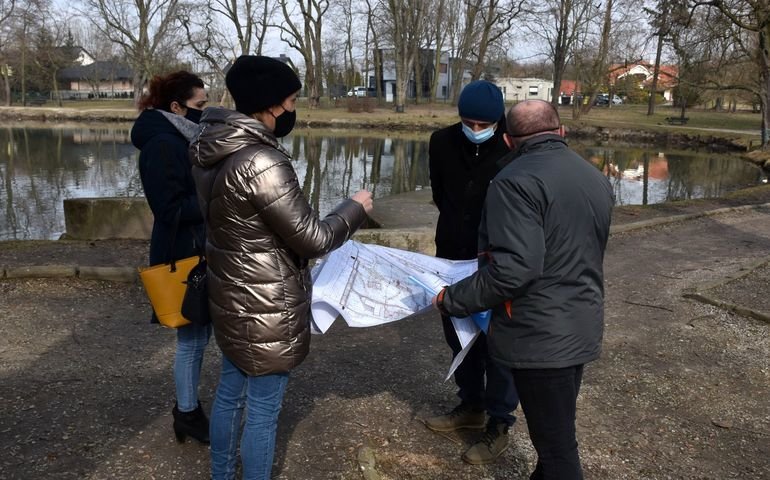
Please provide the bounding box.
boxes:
[457,80,504,122]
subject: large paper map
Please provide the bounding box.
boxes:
[311,241,482,380]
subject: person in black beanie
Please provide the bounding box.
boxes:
[190,55,373,480]
[425,80,520,465]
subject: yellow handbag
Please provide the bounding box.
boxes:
[138,256,199,328]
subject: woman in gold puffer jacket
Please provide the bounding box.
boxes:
[190,55,373,480]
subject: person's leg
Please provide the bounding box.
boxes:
[461,355,520,465]
[484,353,519,427]
[426,316,487,432]
[174,323,212,411]
[240,372,290,480]
[513,365,584,480]
[210,355,247,480]
[440,315,485,407]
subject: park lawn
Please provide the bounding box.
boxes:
[568,103,762,132]
[58,99,135,110]
[10,99,764,144]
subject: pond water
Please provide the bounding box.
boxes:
[0,125,764,240]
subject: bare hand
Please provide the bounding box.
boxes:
[351,190,373,214]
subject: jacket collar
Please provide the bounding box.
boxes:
[511,133,567,159]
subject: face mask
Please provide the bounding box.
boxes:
[184,107,203,124]
[273,109,296,137]
[462,123,495,144]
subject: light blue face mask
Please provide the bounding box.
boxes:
[462,123,496,144]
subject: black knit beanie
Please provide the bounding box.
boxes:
[225,55,302,115]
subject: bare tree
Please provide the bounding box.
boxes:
[424,0,448,100]
[276,0,328,108]
[10,0,50,105]
[79,0,183,102]
[363,0,383,98]
[524,0,596,105]
[0,0,17,105]
[690,0,770,147]
[469,0,525,80]
[32,16,75,106]
[181,0,271,59]
[645,0,686,115]
[179,0,273,104]
[446,0,479,103]
[384,0,428,112]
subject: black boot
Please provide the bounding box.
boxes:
[172,402,210,444]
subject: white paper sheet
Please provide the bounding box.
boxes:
[310,240,483,380]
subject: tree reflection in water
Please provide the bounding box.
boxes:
[575,143,764,206]
[0,128,763,240]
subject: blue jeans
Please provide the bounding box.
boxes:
[174,323,212,412]
[210,355,290,480]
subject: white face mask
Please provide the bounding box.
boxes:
[462,123,496,144]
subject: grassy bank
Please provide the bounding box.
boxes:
[0,100,763,145]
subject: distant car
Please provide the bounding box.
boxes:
[595,94,623,106]
[347,86,368,97]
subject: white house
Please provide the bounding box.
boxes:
[495,77,554,103]
[368,48,472,102]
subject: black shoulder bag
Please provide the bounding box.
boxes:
[181,167,222,326]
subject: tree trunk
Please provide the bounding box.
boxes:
[760,28,770,148]
[1,70,10,106]
[647,32,664,116]
[52,70,62,107]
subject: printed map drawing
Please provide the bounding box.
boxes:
[310,241,478,333]
[310,240,484,380]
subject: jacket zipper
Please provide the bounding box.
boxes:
[475,145,479,157]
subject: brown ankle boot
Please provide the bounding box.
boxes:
[461,418,510,465]
[425,403,486,432]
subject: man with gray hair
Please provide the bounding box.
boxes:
[433,99,614,479]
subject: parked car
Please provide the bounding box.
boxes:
[347,86,368,97]
[595,93,623,106]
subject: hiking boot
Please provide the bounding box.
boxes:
[425,403,486,432]
[461,418,510,465]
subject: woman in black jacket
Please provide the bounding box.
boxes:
[131,71,211,444]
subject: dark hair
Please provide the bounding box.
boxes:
[137,71,204,112]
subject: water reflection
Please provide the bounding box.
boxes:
[573,143,764,206]
[0,126,763,240]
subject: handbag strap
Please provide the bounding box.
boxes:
[166,209,182,272]
[187,163,224,263]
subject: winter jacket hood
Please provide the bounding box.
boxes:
[131,108,200,150]
[191,106,289,169]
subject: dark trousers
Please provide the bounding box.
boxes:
[512,364,584,480]
[441,315,519,426]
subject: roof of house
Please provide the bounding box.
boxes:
[610,63,679,89]
[559,79,582,95]
[59,61,133,81]
[559,63,679,95]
